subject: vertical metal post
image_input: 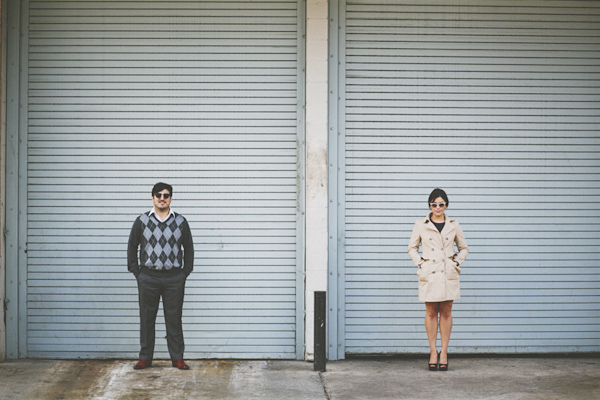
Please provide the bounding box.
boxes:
[314,291,326,371]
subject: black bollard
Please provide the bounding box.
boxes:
[314,291,326,371]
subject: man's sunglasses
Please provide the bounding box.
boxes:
[429,202,446,208]
[154,193,171,199]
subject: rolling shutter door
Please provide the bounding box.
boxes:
[340,0,600,354]
[27,0,304,359]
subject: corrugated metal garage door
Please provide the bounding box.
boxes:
[333,0,600,356]
[26,0,304,359]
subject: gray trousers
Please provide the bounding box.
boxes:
[137,270,186,362]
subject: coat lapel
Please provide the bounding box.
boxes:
[440,218,457,237]
[424,215,444,247]
[425,214,456,237]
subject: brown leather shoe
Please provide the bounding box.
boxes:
[172,359,190,370]
[134,359,152,370]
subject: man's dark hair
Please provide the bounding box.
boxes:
[152,182,173,196]
[428,188,449,207]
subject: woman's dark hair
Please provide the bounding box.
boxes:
[152,182,173,196]
[428,188,448,207]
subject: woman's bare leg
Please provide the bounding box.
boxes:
[425,302,440,364]
[438,300,453,365]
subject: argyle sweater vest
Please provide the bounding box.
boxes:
[127,211,194,276]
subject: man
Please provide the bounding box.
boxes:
[128,182,194,370]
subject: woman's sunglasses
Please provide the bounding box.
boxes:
[429,202,446,208]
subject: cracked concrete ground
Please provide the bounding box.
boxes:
[0,359,325,400]
[0,357,598,399]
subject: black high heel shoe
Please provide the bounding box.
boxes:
[439,352,448,371]
[428,352,438,371]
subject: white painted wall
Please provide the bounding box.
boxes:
[304,0,328,359]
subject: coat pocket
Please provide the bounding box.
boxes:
[417,260,430,282]
[446,261,461,280]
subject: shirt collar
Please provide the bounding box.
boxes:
[149,207,174,223]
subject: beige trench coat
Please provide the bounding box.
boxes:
[408,215,469,302]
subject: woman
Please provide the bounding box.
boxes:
[408,188,468,371]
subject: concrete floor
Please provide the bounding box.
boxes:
[0,356,598,399]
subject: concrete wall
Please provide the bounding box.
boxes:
[304,0,328,360]
[1,0,6,362]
